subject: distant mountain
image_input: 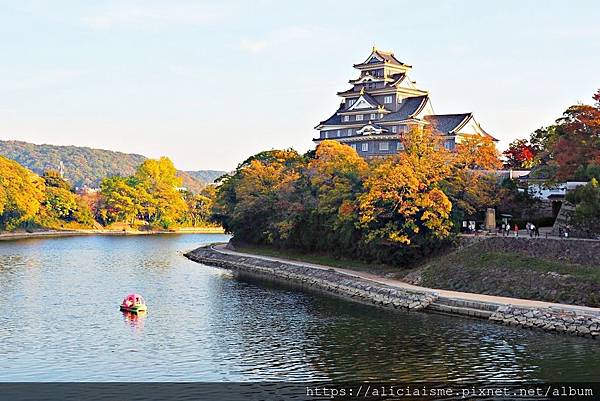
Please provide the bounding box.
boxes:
[185,170,225,184]
[0,140,225,192]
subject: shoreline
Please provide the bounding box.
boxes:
[0,227,225,241]
[185,243,600,339]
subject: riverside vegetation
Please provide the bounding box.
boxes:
[0,155,218,232]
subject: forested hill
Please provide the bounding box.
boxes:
[0,140,225,192]
[185,170,225,183]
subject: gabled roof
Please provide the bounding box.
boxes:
[342,92,381,111]
[379,95,429,122]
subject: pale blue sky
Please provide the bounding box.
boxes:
[0,0,598,170]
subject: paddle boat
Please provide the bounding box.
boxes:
[120,293,147,313]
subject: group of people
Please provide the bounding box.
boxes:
[500,222,540,237]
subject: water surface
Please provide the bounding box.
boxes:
[0,234,598,381]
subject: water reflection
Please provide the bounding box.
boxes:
[122,311,147,330]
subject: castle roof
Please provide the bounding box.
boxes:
[424,113,472,134]
[425,113,497,141]
[380,95,429,122]
[341,92,381,112]
[354,48,410,68]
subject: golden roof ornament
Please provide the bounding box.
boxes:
[360,87,365,95]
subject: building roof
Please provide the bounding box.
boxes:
[424,113,497,141]
[317,108,342,126]
[354,49,410,68]
[341,92,381,111]
[380,95,429,122]
[424,113,472,135]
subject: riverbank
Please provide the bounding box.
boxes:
[185,243,600,339]
[0,227,225,241]
[415,236,600,307]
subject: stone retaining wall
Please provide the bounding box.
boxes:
[490,305,600,338]
[185,246,437,311]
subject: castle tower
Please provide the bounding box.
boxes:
[314,48,496,157]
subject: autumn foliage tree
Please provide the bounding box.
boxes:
[510,89,600,180]
[0,156,45,230]
[445,135,502,217]
[97,157,192,229]
[213,150,305,245]
[213,128,496,266]
[358,128,453,249]
[503,138,538,169]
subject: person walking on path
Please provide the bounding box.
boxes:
[529,223,535,238]
[505,223,511,237]
[534,225,540,237]
[514,224,519,237]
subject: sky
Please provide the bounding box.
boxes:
[0,0,598,171]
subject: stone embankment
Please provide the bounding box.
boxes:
[185,245,600,339]
[185,246,437,311]
[491,306,600,337]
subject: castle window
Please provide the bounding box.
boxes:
[361,143,369,152]
[348,99,356,106]
[350,143,357,150]
[336,130,341,137]
[343,115,349,122]
[370,113,376,120]
[391,126,397,133]
[384,96,393,104]
[398,142,405,150]
[324,132,329,139]
[356,114,363,121]
[379,141,389,151]
[347,128,353,136]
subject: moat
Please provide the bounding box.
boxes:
[0,234,599,381]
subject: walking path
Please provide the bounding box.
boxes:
[212,243,600,315]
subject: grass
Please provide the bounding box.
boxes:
[425,250,600,283]
[234,244,402,276]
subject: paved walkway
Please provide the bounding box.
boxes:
[213,244,600,315]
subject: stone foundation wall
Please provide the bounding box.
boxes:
[490,306,600,338]
[185,246,437,311]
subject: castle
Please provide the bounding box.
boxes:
[314,48,496,156]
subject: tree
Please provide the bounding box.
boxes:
[303,140,367,252]
[213,150,305,244]
[358,128,453,247]
[445,135,502,217]
[97,157,189,228]
[99,176,143,225]
[42,170,72,190]
[548,90,600,180]
[183,185,217,227]
[135,157,187,227]
[566,178,600,237]
[503,138,537,169]
[0,156,45,230]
